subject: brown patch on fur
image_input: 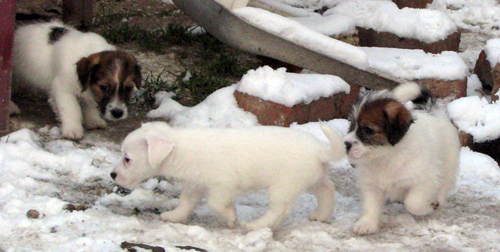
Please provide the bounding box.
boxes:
[356,98,413,146]
[76,50,142,104]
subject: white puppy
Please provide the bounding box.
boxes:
[11,20,142,140]
[344,83,460,235]
[111,122,345,231]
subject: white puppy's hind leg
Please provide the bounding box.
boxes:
[243,185,299,231]
[161,185,204,223]
[404,185,436,216]
[307,176,336,222]
[205,187,237,228]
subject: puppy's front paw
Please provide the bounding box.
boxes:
[308,211,330,222]
[352,217,379,235]
[61,124,84,140]
[83,116,107,130]
[160,210,189,223]
[241,221,263,232]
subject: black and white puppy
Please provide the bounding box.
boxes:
[344,83,460,235]
[11,20,142,139]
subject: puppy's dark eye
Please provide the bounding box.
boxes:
[124,157,130,163]
[100,84,110,92]
[360,126,376,136]
[123,86,133,93]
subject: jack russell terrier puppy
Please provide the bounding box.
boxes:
[11,20,142,139]
[344,83,460,235]
[111,122,346,231]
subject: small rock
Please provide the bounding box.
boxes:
[26,209,40,219]
[63,203,90,212]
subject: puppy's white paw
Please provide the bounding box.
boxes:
[352,217,379,235]
[404,197,434,216]
[83,115,107,130]
[241,221,266,232]
[160,210,189,223]
[61,124,84,140]
[308,211,330,222]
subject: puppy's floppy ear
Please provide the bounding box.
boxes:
[76,54,101,92]
[146,135,174,168]
[133,64,142,89]
[383,101,414,146]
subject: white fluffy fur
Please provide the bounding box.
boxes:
[111,122,345,231]
[12,20,116,139]
[344,84,461,235]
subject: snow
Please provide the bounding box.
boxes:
[3,0,500,251]
[326,0,457,43]
[290,14,355,37]
[2,126,500,251]
[233,7,369,69]
[448,96,500,142]
[485,38,500,66]
[362,47,468,80]
[237,66,350,107]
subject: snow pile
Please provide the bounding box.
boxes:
[233,7,369,69]
[448,96,500,142]
[290,14,355,36]
[362,47,468,80]
[326,0,457,43]
[237,66,351,107]
[147,85,259,128]
[485,38,500,66]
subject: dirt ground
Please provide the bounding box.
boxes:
[8,0,194,144]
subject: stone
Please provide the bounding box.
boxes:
[357,27,461,54]
[473,50,494,92]
[473,49,500,101]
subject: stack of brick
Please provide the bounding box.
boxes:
[234,0,467,126]
[461,38,500,163]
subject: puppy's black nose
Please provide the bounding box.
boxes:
[345,141,353,152]
[110,172,117,180]
[111,109,124,119]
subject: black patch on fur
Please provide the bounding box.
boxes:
[15,14,54,23]
[48,26,69,44]
[412,88,435,109]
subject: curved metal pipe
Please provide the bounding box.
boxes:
[172,0,402,89]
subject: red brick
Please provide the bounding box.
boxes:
[357,27,461,54]
[415,77,467,98]
[392,0,433,9]
[234,86,360,126]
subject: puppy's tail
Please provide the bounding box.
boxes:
[319,124,346,162]
[392,82,435,110]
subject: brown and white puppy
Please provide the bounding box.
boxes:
[344,83,460,235]
[11,20,142,139]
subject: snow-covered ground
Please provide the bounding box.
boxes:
[2,0,500,251]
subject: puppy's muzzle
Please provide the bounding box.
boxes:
[111,109,124,119]
[110,172,117,180]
